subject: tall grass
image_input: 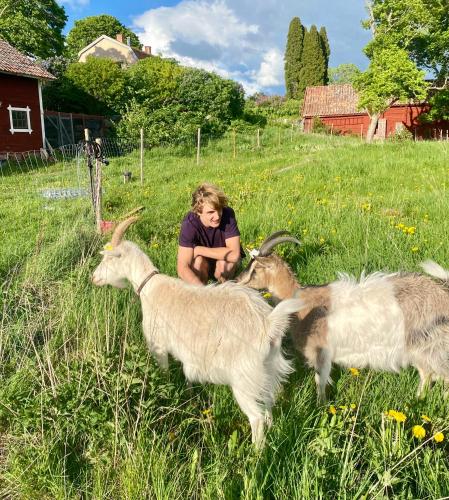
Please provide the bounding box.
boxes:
[1,129,449,498]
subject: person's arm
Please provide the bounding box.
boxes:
[177,246,204,285]
[193,236,241,263]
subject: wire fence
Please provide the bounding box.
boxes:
[1,125,312,234]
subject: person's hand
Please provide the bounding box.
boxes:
[193,246,202,258]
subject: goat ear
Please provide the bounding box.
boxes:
[100,249,122,258]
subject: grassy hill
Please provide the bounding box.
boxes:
[1,129,449,498]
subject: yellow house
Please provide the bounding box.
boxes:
[78,34,151,66]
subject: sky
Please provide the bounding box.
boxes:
[58,0,371,96]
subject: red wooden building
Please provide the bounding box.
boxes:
[0,39,55,156]
[302,84,449,140]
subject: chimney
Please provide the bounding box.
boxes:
[116,33,124,43]
[126,36,131,46]
[144,46,151,55]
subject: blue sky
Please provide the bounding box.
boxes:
[58,0,371,95]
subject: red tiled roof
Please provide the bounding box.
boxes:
[302,84,362,117]
[0,39,55,80]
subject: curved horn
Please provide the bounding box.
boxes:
[258,235,301,256]
[111,216,139,246]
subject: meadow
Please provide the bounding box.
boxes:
[1,128,449,498]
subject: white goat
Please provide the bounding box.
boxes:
[92,217,303,446]
[237,233,449,400]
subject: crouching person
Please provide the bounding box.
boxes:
[177,183,245,285]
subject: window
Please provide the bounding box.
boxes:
[8,105,32,134]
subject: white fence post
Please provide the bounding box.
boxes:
[140,128,144,185]
[196,128,201,165]
[95,137,102,234]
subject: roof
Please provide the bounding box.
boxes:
[0,39,55,80]
[78,34,151,62]
[302,84,362,117]
[302,83,427,117]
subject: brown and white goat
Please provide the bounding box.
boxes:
[92,218,304,446]
[237,233,449,400]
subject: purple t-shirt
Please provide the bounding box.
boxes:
[179,206,245,257]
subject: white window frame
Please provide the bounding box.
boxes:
[8,105,32,134]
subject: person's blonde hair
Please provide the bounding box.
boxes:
[191,183,228,214]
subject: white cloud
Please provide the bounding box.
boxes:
[132,0,370,95]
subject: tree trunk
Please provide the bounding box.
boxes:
[366,113,380,143]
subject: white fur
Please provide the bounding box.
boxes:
[421,260,449,281]
[328,273,408,371]
[92,240,303,446]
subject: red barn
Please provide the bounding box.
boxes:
[0,39,55,156]
[302,84,449,140]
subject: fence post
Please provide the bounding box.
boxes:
[140,128,144,185]
[330,123,334,136]
[257,128,260,148]
[360,124,363,141]
[196,128,201,165]
[95,138,102,234]
[233,129,236,159]
[291,123,294,142]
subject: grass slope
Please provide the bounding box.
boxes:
[1,130,449,498]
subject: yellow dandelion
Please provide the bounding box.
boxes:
[350,403,356,410]
[407,226,416,235]
[103,243,113,251]
[385,410,407,423]
[329,405,337,415]
[288,220,292,226]
[412,425,426,439]
[302,228,308,235]
[349,367,360,377]
[339,405,348,411]
[319,237,325,244]
[434,432,444,443]
[263,292,272,299]
[421,414,431,423]
[202,408,212,416]
[411,246,419,253]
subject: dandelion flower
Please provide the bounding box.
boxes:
[350,403,356,410]
[385,410,407,423]
[339,405,348,411]
[421,414,431,423]
[329,405,337,415]
[411,246,419,253]
[434,432,444,443]
[412,425,426,439]
[349,367,360,377]
[263,292,272,299]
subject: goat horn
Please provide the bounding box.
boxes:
[111,216,139,246]
[258,235,301,256]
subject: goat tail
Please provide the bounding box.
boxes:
[421,260,449,281]
[267,298,305,343]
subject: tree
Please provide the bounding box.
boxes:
[0,0,66,58]
[298,25,326,96]
[43,57,129,115]
[354,47,427,142]
[328,63,361,84]
[363,0,449,120]
[319,26,330,84]
[284,17,305,99]
[66,14,141,59]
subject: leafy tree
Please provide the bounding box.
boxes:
[319,26,330,84]
[298,25,326,96]
[176,68,244,134]
[126,57,183,111]
[363,0,449,120]
[354,46,427,142]
[0,0,66,58]
[66,14,141,59]
[284,17,305,99]
[328,63,361,84]
[43,57,128,115]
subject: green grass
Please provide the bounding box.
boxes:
[2,129,449,498]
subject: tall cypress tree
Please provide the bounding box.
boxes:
[298,25,326,96]
[319,26,330,84]
[284,17,305,99]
